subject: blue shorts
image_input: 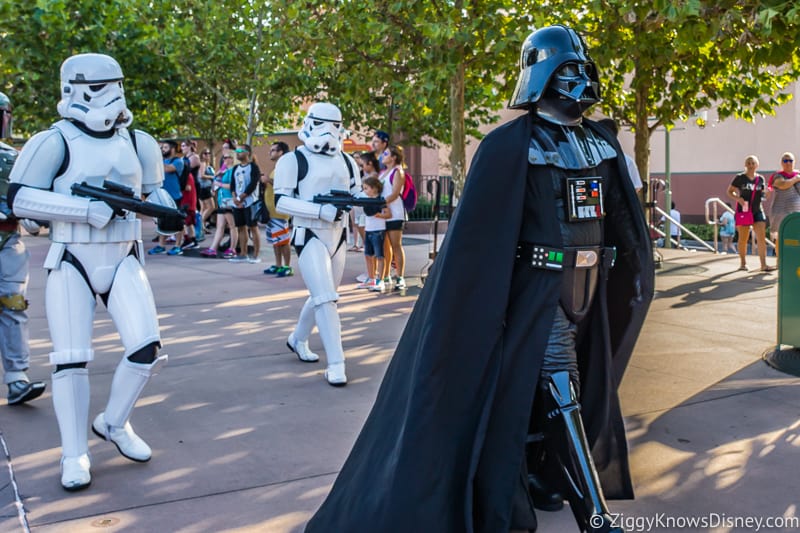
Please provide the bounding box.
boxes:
[364,230,385,258]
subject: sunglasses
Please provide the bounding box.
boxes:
[235,148,248,153]
[783,159,794,163]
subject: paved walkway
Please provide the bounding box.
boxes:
[1,227,798,532]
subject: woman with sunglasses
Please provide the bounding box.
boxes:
[767,152,800,258]
[727,155,775,271]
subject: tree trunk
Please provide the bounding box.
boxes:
[246,7,267,146]
[450,61,466,198]
[634,78,654,232]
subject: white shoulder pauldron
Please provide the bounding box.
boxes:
[528,124,617,170]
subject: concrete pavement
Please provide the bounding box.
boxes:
[1,225,799,532]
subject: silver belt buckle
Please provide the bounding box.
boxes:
[575,249,598,268]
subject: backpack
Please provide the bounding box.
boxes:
[390,168,417,212]
[179,156,194,191]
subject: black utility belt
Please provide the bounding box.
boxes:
[515,243,616,272]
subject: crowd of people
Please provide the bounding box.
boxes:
[143,130,411,290]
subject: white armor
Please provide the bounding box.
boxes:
[7,53,167,491]
[275,104,359,386]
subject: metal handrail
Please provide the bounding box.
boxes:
[705,196,775,253]
[653,205,716,252]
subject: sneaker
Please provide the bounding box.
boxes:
[263,265,280,274]
[200,247,217,257]
[355,273,368,283]
[222,248,236,259]
[167,246,183,256]
[181,239,199,250]
[151,235,159,243]
[276,266,294,277]
[166,235,176,243]
[370,280,385,292]
[148,245,166,255]
[383,277,393,289]
[247,256,262,264]
[7,380,46,405]
[228,255,248,263]
[394,276,407,290]
[357,278,375,289]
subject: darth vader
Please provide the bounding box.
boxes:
[305,24,654,533]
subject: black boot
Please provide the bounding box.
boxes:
[528,471,564,512]
[543,371,624,533]
[526,434,564,512]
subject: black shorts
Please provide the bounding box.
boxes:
[198,187,213,201]
[232,207,257,228]
[386,220,405,231]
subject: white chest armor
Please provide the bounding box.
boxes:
[52,120,142,193]
[297,150,352,200]
[50,120,142,243]
[293,150,352,230]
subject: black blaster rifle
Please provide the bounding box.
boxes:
[70,180,186,232]
[313,189,386,215]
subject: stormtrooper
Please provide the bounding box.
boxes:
[273,102,360,386]
[7,54,174,490]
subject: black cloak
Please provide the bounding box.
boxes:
[305,113,655,533]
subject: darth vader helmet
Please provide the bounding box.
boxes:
[56,53,133,132]
[509,25,600,126]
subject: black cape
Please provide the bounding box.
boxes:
[305,113,654,533]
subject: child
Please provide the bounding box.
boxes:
[357,177,391,292]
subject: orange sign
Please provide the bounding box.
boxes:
[342,138,371,153]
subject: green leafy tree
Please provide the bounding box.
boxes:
[0,0,181,136]
[279,0,534,192]
[151,0,308,149]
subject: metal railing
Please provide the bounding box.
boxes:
[408,175,456,221]
[704,197,776,253]
[651,205,716,252]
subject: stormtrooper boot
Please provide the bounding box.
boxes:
[315,302,347,386]
[544,371,624,533]
[287,333,319,363]
[92,355,167,462]
[52,368,91,491]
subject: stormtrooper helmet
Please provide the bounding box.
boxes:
[56,53,133,132]
[298,102,344,155]
[508,25,600,126]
